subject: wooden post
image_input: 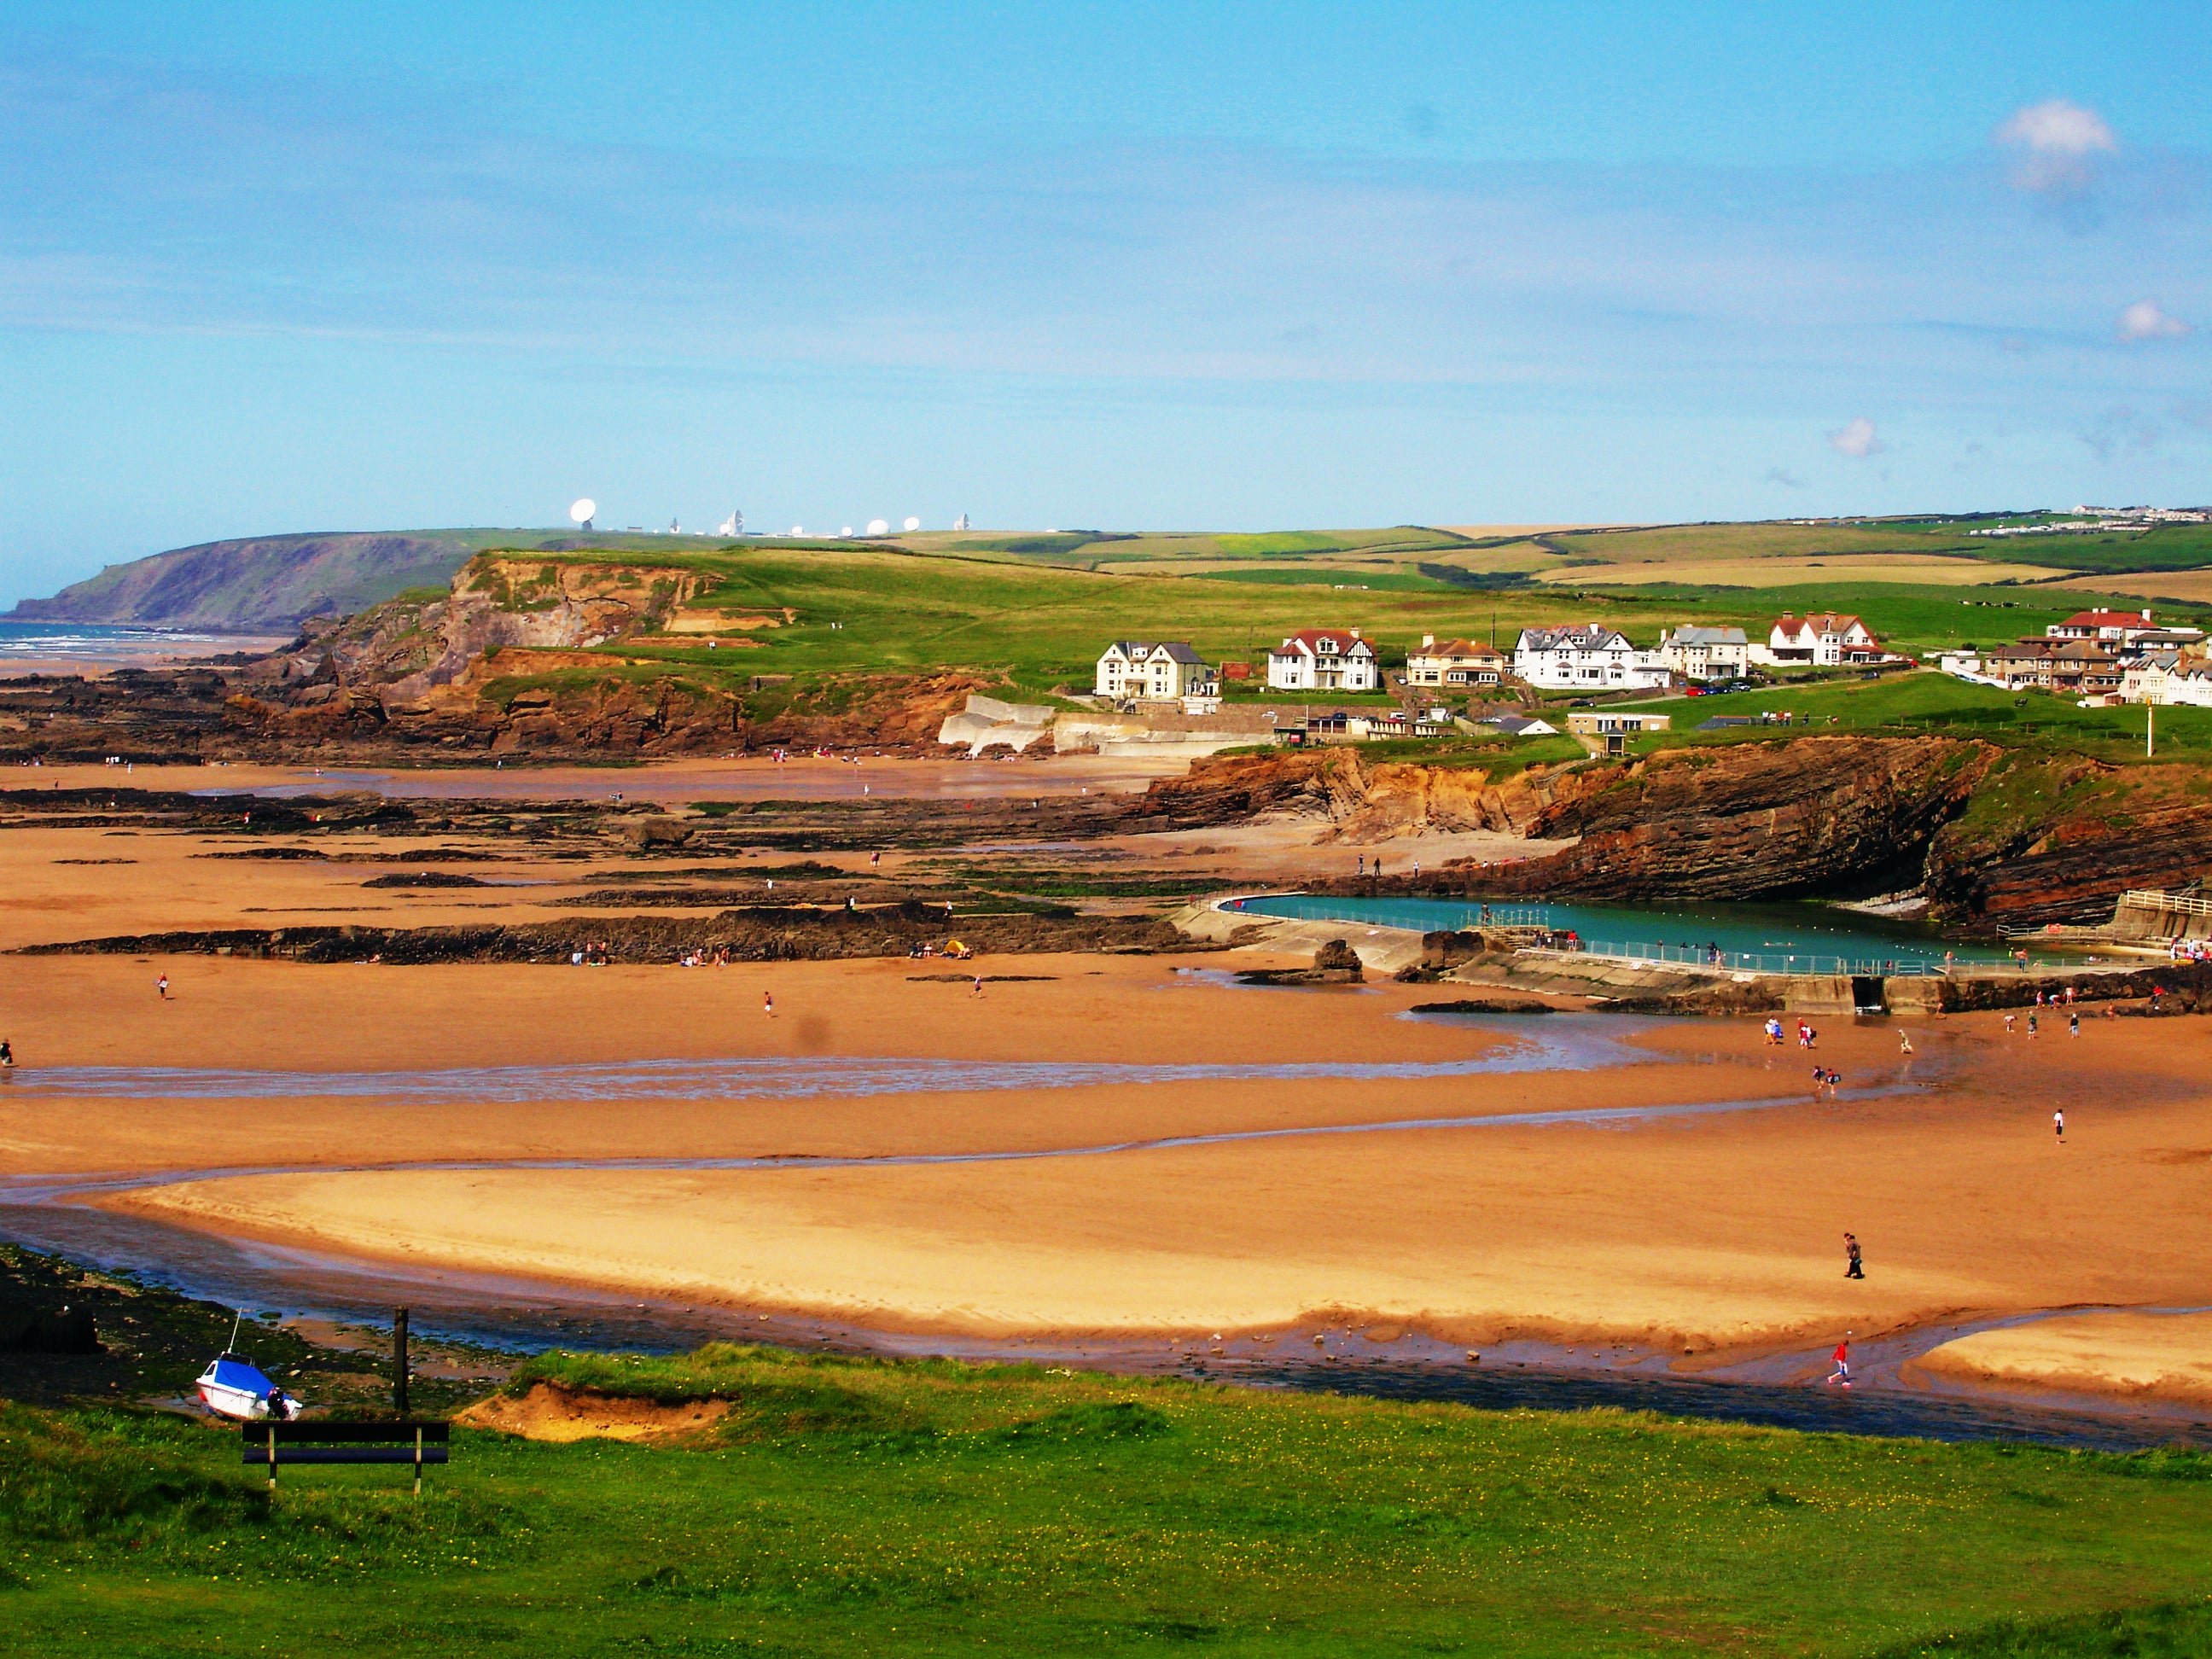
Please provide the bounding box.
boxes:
[266,1423,276,1493]
[414,1427,423,1499]
[393,1307,410,1420]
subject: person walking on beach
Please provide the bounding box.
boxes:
[2004,1013,2016,1033]
[155,973,169,1000]
[1897,1029,1914,1055]
[2027,1010,2038,1039]
[971,975,984,998]
[1844,1233,1864,1279]
[0,1039,13,1068]
[1827,1337,1851,1388]
[2069,1010,2080,1039]
[2054,1109,2065,1141]
[762,990,775,1018]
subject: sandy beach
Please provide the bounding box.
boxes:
[0,950,2196,1388]
[0,755,2206,1413]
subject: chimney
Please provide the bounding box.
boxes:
[1421,633,1435,648]
[2145,608,2153,621]
[1350,627,1361,639]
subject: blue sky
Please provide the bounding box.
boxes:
[3,3,2208,600]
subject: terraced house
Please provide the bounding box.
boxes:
[1511,623,1671,691]
[1093,641,1214,701]
[1266,628,1380,692]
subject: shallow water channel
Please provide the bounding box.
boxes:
[2,1014,2198,1450]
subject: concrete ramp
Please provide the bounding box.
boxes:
[937,694,1054,756]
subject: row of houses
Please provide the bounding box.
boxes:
[1097,614,1893,704]
[1940,609,2212,704]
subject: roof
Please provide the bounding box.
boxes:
[1697,716,1755,731]
[1486,714,1557,734]
[2059,609,2152,628]
[1100,640,1205,664]
[1273,629,1375,655]
[1773,613,1869,638]
[1516,623,1628,652]
[1410,637,1500,658]
[1668,626,1748,647]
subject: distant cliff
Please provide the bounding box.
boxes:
[10,533,483,632]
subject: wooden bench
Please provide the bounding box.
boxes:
[242,1420,450,1494]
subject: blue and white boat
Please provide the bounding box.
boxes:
[196,1313,300,1420]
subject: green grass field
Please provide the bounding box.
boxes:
[465,540,2212,714]
[1619,672,2212,766]
[7,1344,2212,1657]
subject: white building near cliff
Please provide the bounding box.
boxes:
[1094,641,1214,701]
[1267,628,1380,692]
[1512,624,1671,691]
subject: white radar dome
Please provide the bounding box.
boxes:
[902,516,922,532]
[568,498,597,525]
[865,518,890,536]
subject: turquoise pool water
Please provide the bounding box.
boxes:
[1225,894,2023,973]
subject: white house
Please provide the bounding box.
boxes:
[1656,625,1750,683]
[1094,641,1214,701]
[1755,613,1884,667]
[1511,624,1672,691]
[1267,628,1380,692]
[1405,635,1511,690]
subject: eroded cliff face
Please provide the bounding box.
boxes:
[1122,748,1583,836]
[218,664,1003,759]
[1307,734,2212,927]
[1923,754,2212,926]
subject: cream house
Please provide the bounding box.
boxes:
[1657,625,1750,683]
[1405,635,1511,690]
[1094,641,1214,701]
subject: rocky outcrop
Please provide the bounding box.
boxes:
[20,904,1203,964]
[1923,754,2212,928]
[1331,736,1994,905]
[1121,746,1584,839]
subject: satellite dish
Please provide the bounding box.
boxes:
[840,526,853,538]
[569,498,596,526]
[789,525,804,536]
[866,518,889,537]
[902,516,922,533]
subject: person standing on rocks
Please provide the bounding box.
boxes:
[1843,1233,1864,1279]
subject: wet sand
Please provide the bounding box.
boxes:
[11,751,1192,804]
[1912,1311,2212,1408]
[0,950,2198,1404]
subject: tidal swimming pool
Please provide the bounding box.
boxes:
[1225,894,2026,972]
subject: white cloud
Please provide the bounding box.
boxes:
[2116,299,2192,341]
[1764,467,1805,488]
[1994,100,2118,196]
[1826,417,1883,458]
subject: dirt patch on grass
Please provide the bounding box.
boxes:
[457,1382,732,1443]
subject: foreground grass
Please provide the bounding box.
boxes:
[6,1345,2212,1657]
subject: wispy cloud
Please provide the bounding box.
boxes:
[1764,467,1805,488]
[2116,299,2192,341]
[1994,99,2118,197]
[1826,418,1883,458]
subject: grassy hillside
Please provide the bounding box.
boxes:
[7,1342,2212,1656]
[455,542,2212,716]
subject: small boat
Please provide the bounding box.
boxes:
[196,1313,300,1421]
